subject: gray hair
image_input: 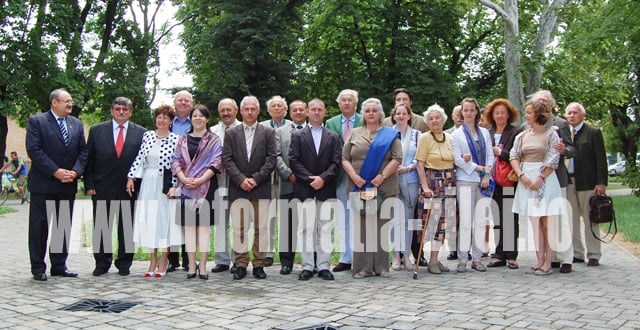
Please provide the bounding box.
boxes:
[336,89,359,105]
[218,98,238,110]
[49,88,69,103]
[240,95,260,109]
[565,102,586,115]
[423,103,448,124]
[112,96,133,109]
[359,98,385,125]
[266,95,288,111]
[528,90,556,108]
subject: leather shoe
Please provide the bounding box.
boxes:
[233,266,247,280]
[230,263,237,274]
[51,270,78,277]
[587,258,600,266]
[317,269,334,281]
[92,268,108,276]
[167,264,179,272]
[551,262,561,268]
[32,273,47,281]
[253,267,267,279]
[280,265,292,275]
[298,270,313,281]
[447,252,458,260]
[211,264,229,273]
[118,269,130,276]
[418,258,428,267]
[573,257,585,263]
[559,264,572,273]
[486,260,506,268]
[264,257,274,267]
[332,262,351,272]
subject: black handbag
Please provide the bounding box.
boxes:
[589,194,617,243]
[162,170,174,194]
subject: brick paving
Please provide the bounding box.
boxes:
[1,199,640,329]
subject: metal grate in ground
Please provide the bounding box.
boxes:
[60,299,137,313]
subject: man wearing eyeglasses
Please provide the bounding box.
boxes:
[26,88,88,281]
[85,97,146,277]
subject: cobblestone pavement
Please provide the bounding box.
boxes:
[2,200,639,330]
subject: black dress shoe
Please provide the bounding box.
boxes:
[280,265,292,275]
[573,257,585,263]
[230,263,237,274]
[253,266,267,279]
[92,268,108,277]
[559,264,572,273]
[233,266,247,280]
[317,269,335,281]
[447,252,458,260]
[551,262,561,268]
[32,273,47,281]
[118,269,130,276]
[419,258,428,267]
[332,263,351,272]
[587,258,600,266]
[51,270,78,277]
[313,266,318,274]
[264,257,274,267]
[211,264,229,273]
[167,264,179,272]
[298,270,313,281]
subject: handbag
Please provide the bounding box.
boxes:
[494,159,516,187]
[162,170,174,194]
[589,194,617,243]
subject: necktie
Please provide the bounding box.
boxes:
[245,126,254,160]
[115,125,124,158]
[570,127,576,143]
[343,119,351,141]
[58,118,69,146]
[565,127,576,171]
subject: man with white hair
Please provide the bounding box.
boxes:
[564,102,607,267]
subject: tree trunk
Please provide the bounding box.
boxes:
[503,0,524,113]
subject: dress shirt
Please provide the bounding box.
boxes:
[172,117,191,135]
[567,121,584,174]
[244,123,257,160]
[112,120,129,144]
[310,125,323,154]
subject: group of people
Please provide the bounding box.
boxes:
[26,87,607,283]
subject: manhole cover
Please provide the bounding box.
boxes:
[294,326,338,330]
[61,299,137,313]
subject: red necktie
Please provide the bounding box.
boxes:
[343,120,351,141]
[115,125,124,158]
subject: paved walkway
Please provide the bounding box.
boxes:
[2,200,640,330]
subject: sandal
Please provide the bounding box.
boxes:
[507,260,519,269]
[534,268,552,276]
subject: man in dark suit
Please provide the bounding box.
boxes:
[274,99,308,275]
[26,88,88,281]
[222,96,277,280]
[565,102,608,267]
[85,97,146,276]
[289,98,341,281]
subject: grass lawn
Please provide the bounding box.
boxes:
[611,195,640,243]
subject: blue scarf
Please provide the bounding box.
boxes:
[462,123,494,196]
[355,126,399,191]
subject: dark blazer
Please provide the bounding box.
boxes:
[572,123,608,191]
[26,111,88,194]
[549,116,575,188]
[490,124,524,162]
[222,123,277,201]
[289,126,341,201]
[84,120,146,200]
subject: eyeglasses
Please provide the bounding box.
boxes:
[56,99,74,105]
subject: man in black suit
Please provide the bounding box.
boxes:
[565,102,608,267]
[222,96,277,280]
[85,97,146,276]
[288,98,341,281]
[26,88,88,281]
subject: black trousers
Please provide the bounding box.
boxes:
[92,198,135,272]
[492,185,520,260]
[278,193,296,267]
[29,193,75,275]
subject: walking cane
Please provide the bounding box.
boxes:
[413,197,433,279]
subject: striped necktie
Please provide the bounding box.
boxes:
[58,118,69,146]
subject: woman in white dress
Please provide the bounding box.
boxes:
[510,100,563,276]
[126,105,181,277]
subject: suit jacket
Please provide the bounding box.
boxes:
[222,123,277,201]
[84,120,146,200]
[275,123,298,196]
[490,124,524,162]
[325,113,362,183]
[572,123,608,191]
[289,126,341,201]
[382,113,429,133]
[548,116,575,188]
[26,111,88,194]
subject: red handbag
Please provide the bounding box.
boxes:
[494,159,516,187]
